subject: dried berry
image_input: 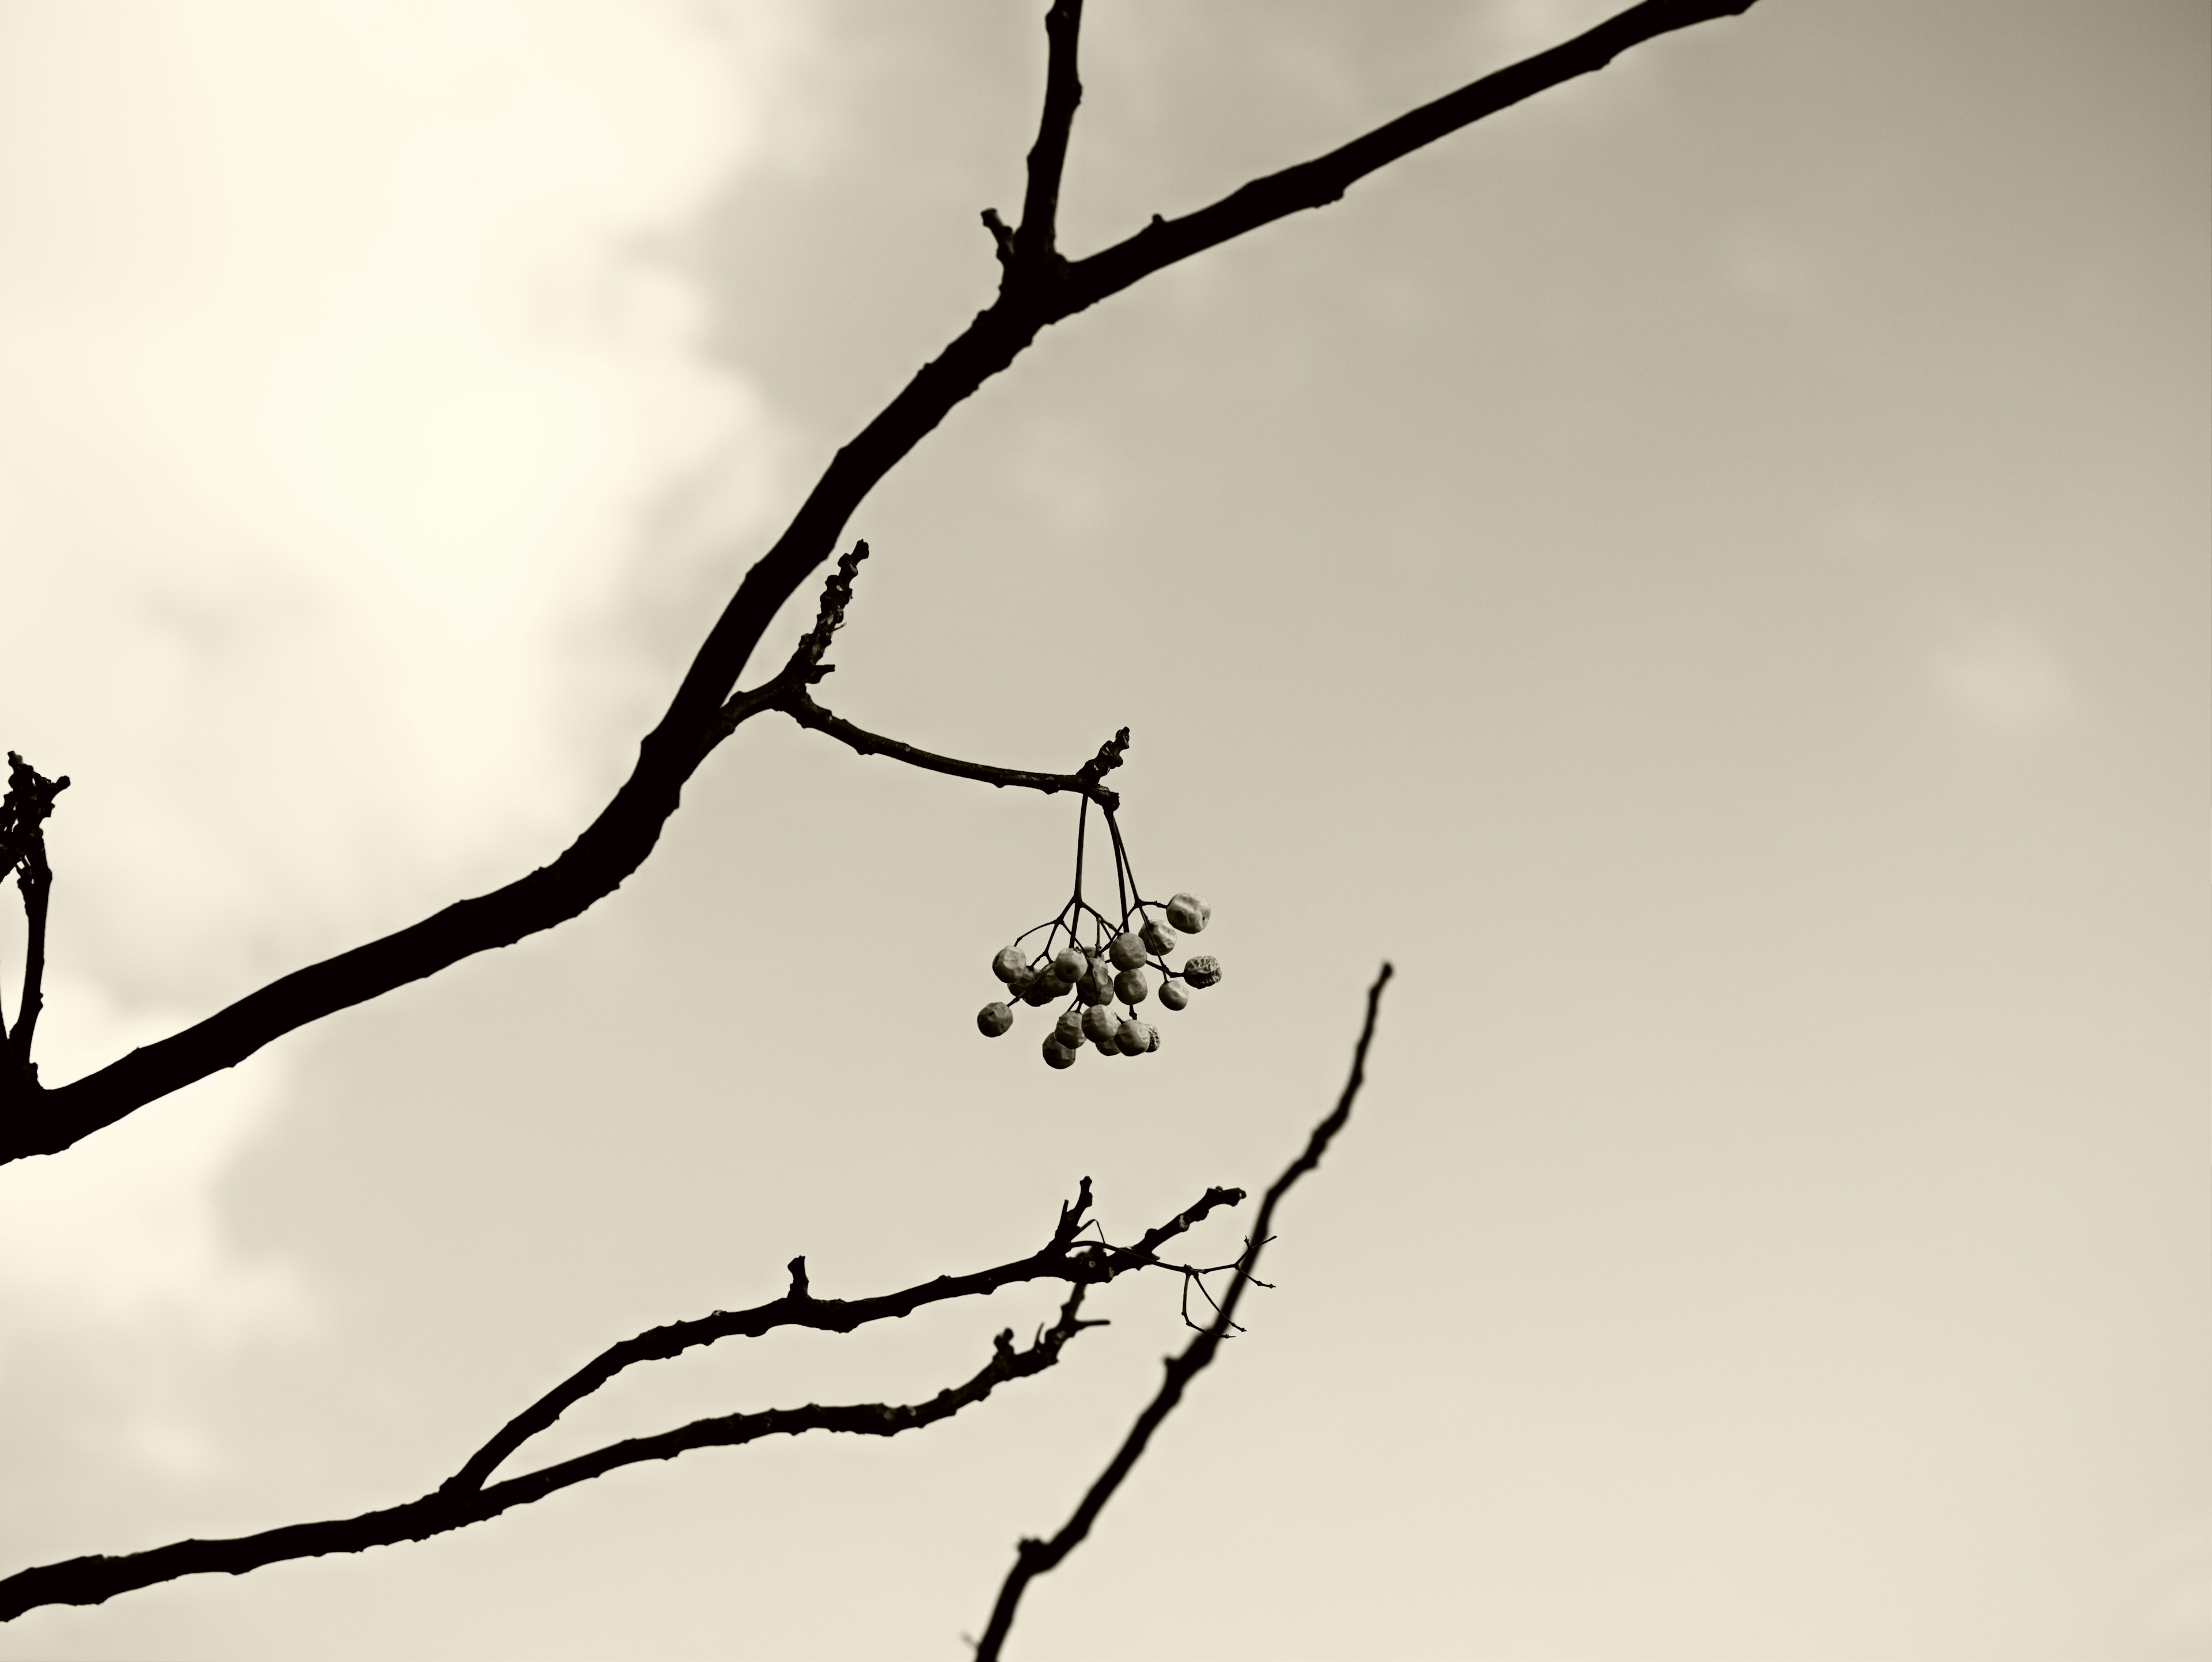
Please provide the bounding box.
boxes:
[1165,894,1210,933]
[1041,1036,1078,1070]
[1021,976,1058,1008]
[1079,963,1116,1005]
[1115,967,1149,1005]
[1158,980,1190,1012]
[1139,917,1177,955]
[1108,932,1147,971]
[1054,1008,1086,1048]
[1082,1004,1120,1044]
[1183,955,1222,989]
[991,947,1029,984]
[1143,1024,1161,1053]
[978,1002,1013,1037]
[1051,948,1088,982]
[1115,1019,1147,1056]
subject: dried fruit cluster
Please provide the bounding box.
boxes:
[975,797,1219,1070]
[978,894,1219,1069]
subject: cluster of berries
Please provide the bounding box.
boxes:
[978,892,1219,1069]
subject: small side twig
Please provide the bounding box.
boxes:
[1,752,70,1089]
[1010,0,1085,275]
[713,540,1131,808]
[972,964,1393,1660]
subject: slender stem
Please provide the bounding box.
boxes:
[13,857,50,1067]
[1074,794,1090,911]
[779,691,1124,808]
[974,966,1393,1660]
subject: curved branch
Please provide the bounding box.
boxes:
[5,0,1752,1165]
[779,692,1130,807]
[0,1174,1247,1622]
[0,1289,1103,1625]
[445,1175,1240,1495]
[974,964,1393,1660]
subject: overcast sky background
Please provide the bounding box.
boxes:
[0,2,2205,1657]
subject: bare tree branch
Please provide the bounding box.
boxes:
[781,693,1130,807]
[711,541,1132,805]
[1,752,70,1097]
[6,0,1751,1165]
[1010,0,1085,272]
[973,964,1393,1660]
[444,1175,1238,1495]
[0,1178,1248,1623]
[0,1289,1103,1625]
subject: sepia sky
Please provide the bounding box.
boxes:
[0,2,2206,1657]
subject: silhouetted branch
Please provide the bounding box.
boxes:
[1,753,70,1093]
[445,1175,1238,1495]
[1010,0,1085,273]
[0,1177,1247,1622]
[712,543,1131,807]
[973,964,1393,1660]
[0,1289,1103,1625]
[1055,0,1757,317]
[782,693,1130,808]
[7,0,1750,1165]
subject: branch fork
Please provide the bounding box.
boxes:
[0,1172,1247,1621]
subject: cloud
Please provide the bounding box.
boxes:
[0,0,809,1479]
[0,0,802,998]
[0,975,302,1341]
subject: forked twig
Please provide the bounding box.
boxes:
[0,1178,1244,1622]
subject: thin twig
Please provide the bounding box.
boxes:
[781,692,1128,809]
[0,1179,1247,1621]
[1,753,69,1085]
[973,964,1392,1660]
[444,1176,1240,1495]
[10,0,1749,1165]
[711,546,1130,805]
[0,1289,1104,1623]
